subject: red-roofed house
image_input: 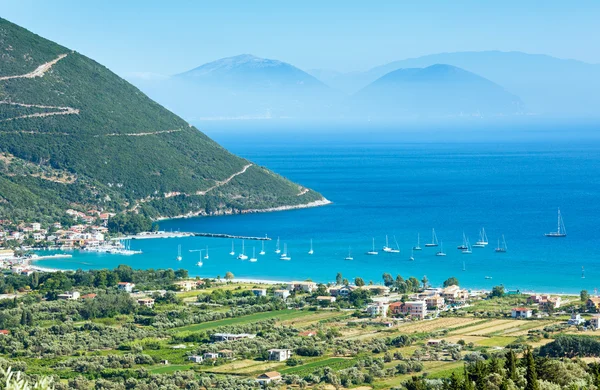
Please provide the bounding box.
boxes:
[511,307,532,319]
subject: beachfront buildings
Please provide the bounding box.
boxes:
[588,297,600,312]
[367,302,390,317]
[274,289,290,300]
[286,281,317,293]
[511,307,532,319]
[174,280,195,291]
[251,288,267,297]
[267,349,292,361]
[425,295,445,310]
[389,301,427,319]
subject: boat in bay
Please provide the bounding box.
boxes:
[237,240,248,260]
[425,229,439,247]
[545,208,567,237]
[495,235,507,253]
[366,238,378,255]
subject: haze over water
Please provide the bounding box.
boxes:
[37,123,600,294]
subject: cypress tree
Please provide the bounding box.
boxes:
[505,349,517,381]
[525,348,539,390]
[20,310,26,326]
[463,365,474,390]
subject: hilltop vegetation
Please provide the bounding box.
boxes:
[0,18,324,223]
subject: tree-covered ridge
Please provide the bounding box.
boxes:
[0,17,324,222]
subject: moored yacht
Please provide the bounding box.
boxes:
[237,240,248,260]
[545,208,567,237]
[250,247,257,262]
[176,244,182,261]
[280,244,291,260]
[366,238,378,255]
[259,241,266,255]
[435,241,446,256]
[457,232,468,250]
[413,233,422,251]
[495,235,507,253]
[425,228,439,247]
[308,239,314,255]
[345,246,353,261]
[474,227,489,247]
[229,241,235,256]
[275,237,281,254]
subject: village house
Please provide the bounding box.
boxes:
[539,296,561,311]
[399,301,428,319]
[174,280,195,292]
[256,371,282,386]
[588,297,600,312]
[218,349,234,359]
[274,289,290,300]
[203,352,219,360]
[286,281,317,293]
[81,293,97,300]
[366,301,390,317]
[251,288,267,297]
[137,298,155,308]
[590,314,600,330]
[328,285,356,297]
[425,295,445,310]
[0,250,14,260]
[0,330,10,336]
[188,355,203,363]
[57,291,80,300]
[299,330,317,337]
[567,313,585,325]
[360,285,390,296]
[511,307,532,319]
[316,296,336,304]
[267,349,292,361]
[117,282,135,293]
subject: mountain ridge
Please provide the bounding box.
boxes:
[0,18,326,222]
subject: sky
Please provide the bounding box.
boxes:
[1,0,599,78]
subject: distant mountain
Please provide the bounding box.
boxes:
[315,51,600,117]
[0,19,325,222]
[353,64,524,118]
[135,54,341,120]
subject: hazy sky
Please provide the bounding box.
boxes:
[1,0,599,77]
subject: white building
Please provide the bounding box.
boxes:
[117,282,135,293]
[251,288,267,297]
[590,314,600,330]
[256,371,282,385]
[367,301,390,318]
[57,291,80,300]
[567,313,585,325]
[188,355,203,363]
[268,349,292,361]
[511,307,532,319]
[274,289,290,300]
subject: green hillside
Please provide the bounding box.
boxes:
[0,18,324,222]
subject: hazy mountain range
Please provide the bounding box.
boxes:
[130,51,600,121]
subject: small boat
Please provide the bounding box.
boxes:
[425,228,439,247]
[545,208,567,237]
[204,246,209,260]
[366,238,379,255]
[495,235,507,253]
[344,246,353,261]
[249,247,257,262]
[485,276,492,279]
[280,244,291,260]
[413,233,422,251]
[275,237,281,254]
[196,251,203,267]
[196,261,203,267]
[462,237,472,254]
[308,239,314,255]
[457,232,468,250]
[259,241,265,255]
[389,236,400,253]
[229,241,235,256]
[474,227,489,247]
[435,241,446,256]
[409,248,414,261]
[176,244,182,261]
[237,240,248,260]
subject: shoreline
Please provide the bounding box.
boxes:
[154,197,332,221]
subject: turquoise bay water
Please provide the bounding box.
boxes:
[36,126,600,293]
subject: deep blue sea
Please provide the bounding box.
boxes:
[35,122,600,294]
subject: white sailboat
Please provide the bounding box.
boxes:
[462,237,472,254]
[176,244,182,261]
[366,238,378,255]
[436,241,446,256]
[495,235,507,253]
[457,232,468,250]
[344,246,353,261]
[425,228,439,247]
[250,247,257,262]
[474,227,489,247]
[259,241,265,255]
[545,208,567,237]
[308,239,314,255]
[229,241,235,256]
[280,244,291,260]
[196,252,203,267]
[275,237,281,254]
[413,233,422,251]
[382,235,392,252]
[409,248,414,261]
[204,246,209,260]
[237,240,248,260]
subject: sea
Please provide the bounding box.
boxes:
[34,120,600,294]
